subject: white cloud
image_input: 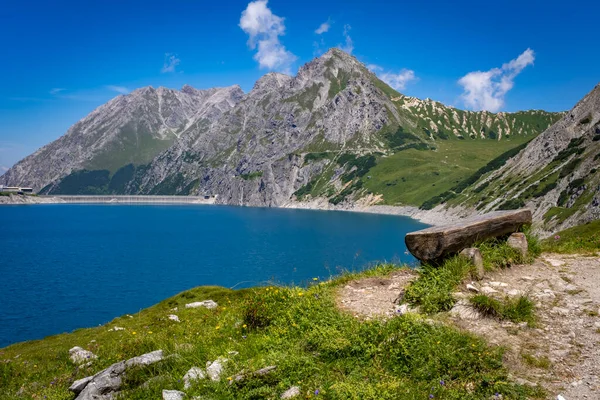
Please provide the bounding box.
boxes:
[458,48,535,112]
[0,166,8,172]
[161,53,181,73]
[49,88,65,95]
[368,64,417,91]
[106,85,130,94]
[315,19,330,34]
[239,0,296,72]
[338,24,353,54]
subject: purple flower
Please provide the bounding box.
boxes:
[429,395,434,399]
[554,235,561,240]
[440,380,445,386]
[315,389,320,395]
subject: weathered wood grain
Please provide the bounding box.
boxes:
[405,209,532,263]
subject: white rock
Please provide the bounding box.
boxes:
[69,376,93,394]
[69,346,97,364]
[125,350,164,367]
[397,304,410,314]
[552,307,570,316]
[183,366,206,389]
[506,289,524,297]
[449,300,481,320]
[206,357,228,381]
[489,282,509,288]
[281,386,301,399]
[466,283,479,293]
[168,314,181,322]
[108,326,125,331]
[163,389,185,400]
[185,300,218,310]
[480,286,499,295]
[228,351,239,356]
[557,395,566,400]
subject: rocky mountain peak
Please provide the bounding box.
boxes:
[252,73,293,91]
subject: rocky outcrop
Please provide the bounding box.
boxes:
[69,349,164,399]
[450,84,600,234]
[0,85,243,192]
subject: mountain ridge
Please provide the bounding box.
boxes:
[1,49,566,214]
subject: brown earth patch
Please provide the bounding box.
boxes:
[336,269,417,319]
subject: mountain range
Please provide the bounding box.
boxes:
[3,48,597,232]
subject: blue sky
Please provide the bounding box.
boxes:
[1,0,598,169]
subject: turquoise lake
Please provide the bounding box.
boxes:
[0,204,427,347]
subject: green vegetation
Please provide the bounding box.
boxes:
[364,137,532,207]
[85,125,175,174]
[541,220,600,254]
[419,140,531,210]
[404,255,473,313]
[404,234,537,314]
[0,260,545,400]
[497,198,526,211]
[470,295,535,325]
[521,354,551,369]
[42,169,111,195]
[240,171,264,180]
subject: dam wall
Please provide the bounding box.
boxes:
[40,195,217,205]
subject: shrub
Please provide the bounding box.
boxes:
[498,198,525,210]
[404,256,472,313]
[470,295,535,324]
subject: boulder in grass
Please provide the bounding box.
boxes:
[163,390,185,400]
[69,347,97,364]
[183,367,206,389]
[281,386,301,399]
[459,247,485,280]
[185,300,218,309]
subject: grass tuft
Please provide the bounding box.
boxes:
[470,295,535,325]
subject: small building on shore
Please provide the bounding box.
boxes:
[0,185,33,194]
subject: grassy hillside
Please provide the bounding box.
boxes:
[362,136,532,206]
[541,220,600,254]
[1,243,544,400]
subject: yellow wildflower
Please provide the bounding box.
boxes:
[132,332,137,335]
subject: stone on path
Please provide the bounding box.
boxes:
[185,300,218,310]
[163,389,185,400]
[507,232,528,257]
[281,386,301,399]
[466,283,479,293]
[480,286,499,295]
[459,247,485,280]
[69,346,98,364]
[183,367,206,389]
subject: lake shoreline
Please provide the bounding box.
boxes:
[0,194,474,226]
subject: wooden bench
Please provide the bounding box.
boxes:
[405,209,532,263]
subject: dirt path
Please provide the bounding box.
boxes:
[336,254,600,400]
